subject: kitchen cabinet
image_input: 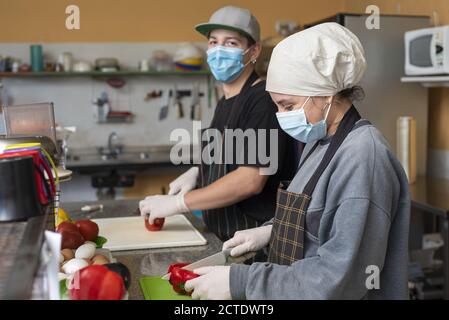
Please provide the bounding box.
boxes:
[410,176,449,299]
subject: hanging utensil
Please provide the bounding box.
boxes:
[158,89,170,121]
[190,83,202,120]
[173,85,184,119]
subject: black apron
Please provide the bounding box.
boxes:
[267,106,365,265]
[200,72,263,242]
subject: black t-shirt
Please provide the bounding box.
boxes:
[208,80,296,222]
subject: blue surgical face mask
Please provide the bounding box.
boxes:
[207,46,251,83]
[276,97,332,143]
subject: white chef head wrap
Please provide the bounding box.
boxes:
[266,22,367,97]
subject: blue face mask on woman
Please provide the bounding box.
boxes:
[207,46,251,83]
[276,97,332,144]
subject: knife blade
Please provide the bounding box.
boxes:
[161,249,257,280]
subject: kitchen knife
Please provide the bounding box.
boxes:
[161,249,257,280]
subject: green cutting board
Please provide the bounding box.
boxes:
[139,276,192,300]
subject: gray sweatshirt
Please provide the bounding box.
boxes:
[230,121,411,300]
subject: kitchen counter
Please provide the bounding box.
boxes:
[65,145,200,171]
[0,208,50,299]
[61,199,222,300]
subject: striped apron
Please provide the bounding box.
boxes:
[268,106,364,265]
[200,72,263,242]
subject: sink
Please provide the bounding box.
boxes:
[97,146,123,158]
[65,145,173,167]
[66,149,160,165]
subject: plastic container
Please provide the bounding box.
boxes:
[3,102,57,149]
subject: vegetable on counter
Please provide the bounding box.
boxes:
[105,263,131,290]
[69,265,126,300]
[167,263,199,296]
[60,230,85,250]
[56,219,107,250]
[144,217,165,232]
[75,220,99,241]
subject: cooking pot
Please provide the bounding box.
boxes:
[0,156,44,222]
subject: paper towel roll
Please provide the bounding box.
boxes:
[397,117,417,184]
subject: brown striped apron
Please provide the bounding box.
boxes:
[200,72,263,242]
[268,106,362,265]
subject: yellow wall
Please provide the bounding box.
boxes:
[0,0,344,42]
[344,0,449,151]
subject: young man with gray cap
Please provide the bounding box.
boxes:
[139,6,295,242]
[184,23,410,300]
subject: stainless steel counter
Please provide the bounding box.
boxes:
[61,199,222,300]
[65,146,173,168]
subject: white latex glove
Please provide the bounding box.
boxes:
[184,266,231,300]
[168,167,199,195]
[139,194,189,224]
[222,225,273,257]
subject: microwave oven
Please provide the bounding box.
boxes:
[405,25,449,75]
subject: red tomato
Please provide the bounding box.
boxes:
[60,229,85,250]
[75,220,99,241]
[145,217,165,232]
[69,265,125,300]
[56,221,78,233]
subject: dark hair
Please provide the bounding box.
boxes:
[245,36,256,47]
[337,86,365,101]
[207,31,256,48]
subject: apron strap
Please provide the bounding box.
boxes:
[297,142,320,172]
[302,105,361,197]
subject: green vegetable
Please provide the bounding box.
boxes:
[94,236,108,248]
[59,279,69,300]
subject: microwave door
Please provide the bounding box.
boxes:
[430,33,437,69]
[410,35,433,68]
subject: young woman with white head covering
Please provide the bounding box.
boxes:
[185,23,410,300]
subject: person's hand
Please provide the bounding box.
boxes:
[139,194,189,224]
[184,266,231,300]
[168,167,199,195]
[222,225,273,257]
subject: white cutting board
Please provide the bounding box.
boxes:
[92,215,207,251]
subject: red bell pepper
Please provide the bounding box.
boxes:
[168,263,199,295]
[69,265,126,300]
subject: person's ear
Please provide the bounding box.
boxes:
[249,42,262,64]
[327,96,336,107]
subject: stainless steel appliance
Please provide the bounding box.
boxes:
[0,156,43,222]
[405,25,449,75]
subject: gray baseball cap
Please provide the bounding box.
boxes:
[195,6,260,42]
